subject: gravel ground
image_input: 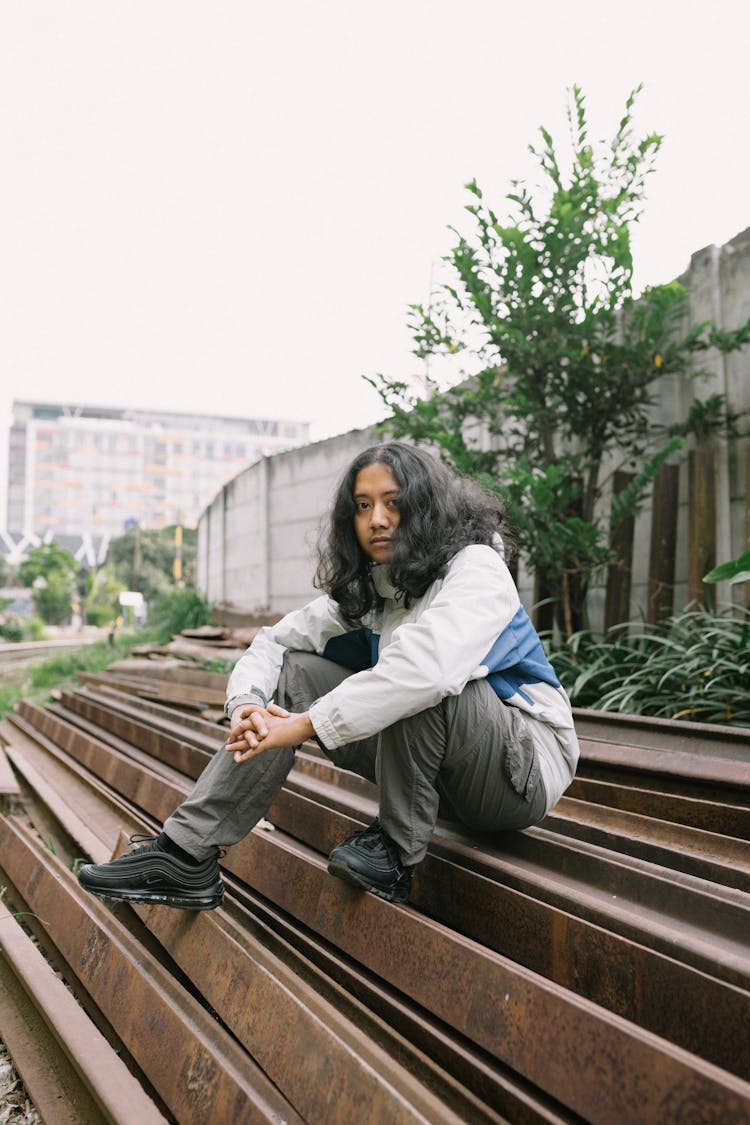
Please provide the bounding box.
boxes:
[0,1044,40,1125]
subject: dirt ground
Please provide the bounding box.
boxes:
[0,1040,40,1124]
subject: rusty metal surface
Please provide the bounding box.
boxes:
[0,815,302,1124]
[223,879,570,1125]
[0,896,168,1124]
[543,795,750,891]
[79,679,229,740]
[282,764,750,985]
[16,701,188,824]
[0,742,20,802]
[267,781,750,1081]
[571,708,750,757]
[59,690,214,779]
[0,714,529,1123]
[566,775,750,839]
[223,828,750,1122]
[129,838,493,1125]
[3,669,750,1122]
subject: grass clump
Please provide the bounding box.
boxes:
[148,589,211,642]
[546,606,750,727]
[0,632,154,719]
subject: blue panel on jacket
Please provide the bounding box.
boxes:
[483,606,561,702]
[323,629,374,672]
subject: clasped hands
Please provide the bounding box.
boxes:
[226,703,315,763]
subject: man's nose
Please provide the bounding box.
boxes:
[370,502,391,526]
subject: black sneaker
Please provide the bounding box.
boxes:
[77,834,224,911]
[328,822,412,903]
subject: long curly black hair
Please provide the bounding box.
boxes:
[315,441,510,623]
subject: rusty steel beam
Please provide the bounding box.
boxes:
[0,816,302,1124]
[76,671,225,710]
[222,826,750,1121]
[46,701,196,794]
[224,878,571,1125]
[573,708,750,765]
[3,718,527,1124]
[60,690,214,780]
[16,701,188,824]
[76,684,224,750]
[18,696,750,1070]
[566,775,750,839]
[15,715,557,1124]
[292,743,750,891]
[268,780,750,1079]
[282,762,750,987]
[88,682,227,740]
[0,896,168,1124]
[0,741,20,811]
[122,841,498,1125]
[577,735,749,791]
[543,796,750,892]
[3,715,146,862]
[11,693,750,1116]
[104,662,229,691]
[10,715,553,1124]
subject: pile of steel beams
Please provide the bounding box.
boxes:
[0,660,748,1123]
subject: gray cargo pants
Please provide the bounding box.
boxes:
[164,651,547,866]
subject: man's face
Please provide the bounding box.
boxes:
[353,462,400,563]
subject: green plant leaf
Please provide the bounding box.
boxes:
[703,549,750,585]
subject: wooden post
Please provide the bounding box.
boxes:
[647,463,679,625]
[687,448,717,610]
[604,472,635,631]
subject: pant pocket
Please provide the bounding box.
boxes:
[503,709,541,800]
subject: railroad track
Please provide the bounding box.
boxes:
[0,659,748,1123]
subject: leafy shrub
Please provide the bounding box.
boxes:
[148,589,211,641]
[546,607,750,726]
[0,621,24,642]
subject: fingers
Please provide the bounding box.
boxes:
[267,703,290,718]
[232,743,267,763]
[228,712,267,745]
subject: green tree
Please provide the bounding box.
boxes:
[18,543,78,625]
[369,86,750,632]
[107,525,198,604]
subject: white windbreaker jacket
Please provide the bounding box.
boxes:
[226,543,579,811]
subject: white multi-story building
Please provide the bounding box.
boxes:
[3,401,309,563]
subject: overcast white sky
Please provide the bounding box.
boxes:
[1,0,749,505]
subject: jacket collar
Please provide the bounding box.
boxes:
[371,564,398,600]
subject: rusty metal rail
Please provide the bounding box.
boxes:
[0,893,168,1125]
[0,662,749,1123]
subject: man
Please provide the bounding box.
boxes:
[78,442,578,908]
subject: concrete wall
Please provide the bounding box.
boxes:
[199,425,380,614]
[626,228,750,619]
[199,228,750,626]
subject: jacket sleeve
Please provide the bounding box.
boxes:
[225,595,356,717]
[309,545,520,748]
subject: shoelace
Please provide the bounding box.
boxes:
[127,833,226,863]
[359,828,404,869]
